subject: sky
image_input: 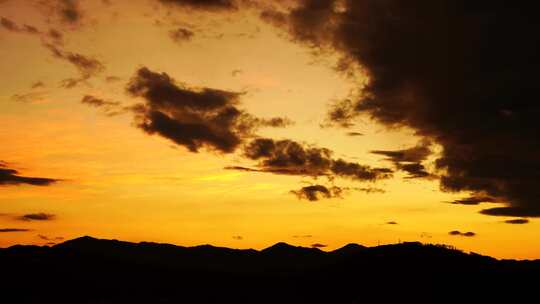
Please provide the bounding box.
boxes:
[1,0,539,259]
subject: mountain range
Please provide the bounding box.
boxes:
[1,236,538,303]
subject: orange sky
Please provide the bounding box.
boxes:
[0,0,538,259]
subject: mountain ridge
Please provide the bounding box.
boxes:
[1,236,539,303]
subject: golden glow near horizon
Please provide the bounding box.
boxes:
[0,0,538,259]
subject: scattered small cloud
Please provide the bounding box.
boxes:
[18,213,55,221]
[504,219,529,225]
[449,231,476,237]
[169,27,194,44]
[0,228,31,233]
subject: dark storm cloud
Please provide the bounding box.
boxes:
[504,219,529,225]
[311,243,327,248]
[43,43,105,87]
[18,213,55,221]
[263,1,540,217]
[0,162,58,186]
[241,138,392,181]
[291,185,343,201]
[169,28,194,43]
[126,67,291,153]
[157,0,237,11]
[0,228,31,233]
[449,231,476,237]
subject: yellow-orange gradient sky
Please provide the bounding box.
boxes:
[1,0,538,259]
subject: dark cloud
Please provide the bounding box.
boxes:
[504,219,529,225]
[43,43,105,87]
[263,1,540,217]
[157,0,237,11]
[346,132,363,137]
[81,95,128,117]
[480,207,540,218]
[386,221,398,225]
[169,28,194,43]
[126,67,290,153]
[60,0,81,24]
[81,95,120,108]
[291,185,343,201]
[450,196,495,206]
[48,29,64,45]
[232,235,243,240]
[0,17,41,34]
[0,228,31,233]
[18,213,55,221]
[38,234,51,240]
[311,243,327,248]
[31,81,45,89]
[371,141,432,178]
[0,162,59,186]
[241,138,392,181]
[0,16,17,31]
[449,231,476,237]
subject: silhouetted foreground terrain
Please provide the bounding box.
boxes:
[1,237,539,303]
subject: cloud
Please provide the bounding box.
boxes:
[262,1,540,217]
[105,76,122,83]
[311,243,327,248]
[81,95,120,108]
[157,0,237,11]
[291,185,343,201]
[57,0,82,24]
[371,141,432,178]
[0,161,59,186]
[31,81,45,89]
[11,92,47,103]
[450,196,495,206]
[18,213,55,221]
[386,221,398,225]
[80,95,126,116]
[232,235,243,240]
[231,69,242,77]
[449,231,476,237]
[0,17,41,34]
[0,228,31,233]
[126,67,291,153]
[169,28,194,43]
[293,235,313,238]
[43,43,105,88]
[504,219,529,225]
[240,138,392,181]
[346,132,363,137]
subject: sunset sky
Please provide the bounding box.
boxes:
[1,0,539,259]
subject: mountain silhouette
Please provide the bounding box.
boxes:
[1,236,538,303]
